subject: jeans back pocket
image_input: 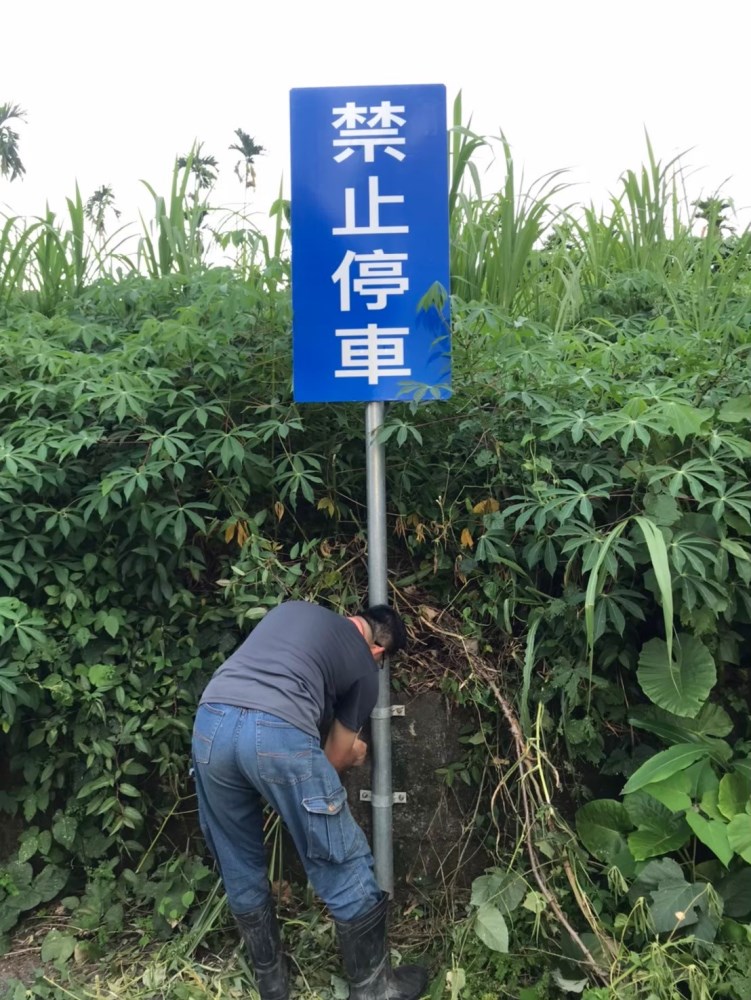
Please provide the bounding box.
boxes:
[192,703,226,765]
[256,718,315,786]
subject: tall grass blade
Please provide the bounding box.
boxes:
[632,515,673,667]
[0,216,42,309]
[584,519,629,693]
[138,149,209,278]
[586,516,673,687]
[519,612,542,737]
[27,208,78,314]
[451,128,568,312]
[448,90,486,222]
[65,183,88,291]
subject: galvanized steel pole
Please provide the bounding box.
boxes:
[365,400,393,894]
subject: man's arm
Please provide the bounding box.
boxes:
[324,720,367,773]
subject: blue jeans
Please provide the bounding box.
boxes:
[192,704,381,921]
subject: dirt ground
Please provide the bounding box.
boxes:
[0,933,49,997]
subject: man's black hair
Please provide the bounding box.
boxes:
[361,604,408,656]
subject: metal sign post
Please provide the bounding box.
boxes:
[290,84,450,894]
[365,400,393,889]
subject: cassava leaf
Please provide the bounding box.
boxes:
[718,395,751,424]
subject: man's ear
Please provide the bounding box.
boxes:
[371,644,386,659]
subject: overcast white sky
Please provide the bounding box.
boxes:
[3,0,750,240]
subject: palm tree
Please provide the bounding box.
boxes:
[230,129,264,189]
[693,197,734,238]
[0,102,27,182]
[177,143,219,195]
[85,185,121,239]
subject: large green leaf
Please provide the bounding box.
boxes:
[470,871,525,915]
[626,856,711,935]
[649,884,700,933]
[0,904,22,934]
[718,772,751,820]
[700,787,723,821]
[474,903,509,953]
[550,971,588,994]
[624,793,690,860]
[658,402,713,443]
[11,886,42,912]
[640,770,692,812]
[718,868,751,918]
[628,702,733,743]
[40,929,76,964]
[732,758,751,782]
[718,395,751,424]
[727,814,751,863]
[34,864,69,903]
[629,858,686,904]
[637,633,716,718]
[691,887,721,944]
[575,799,633,866]
[684,759,720,800]
[684,810,733,867]
[643,491,682,527]
[622,744,710,795]
[52,814,77,850]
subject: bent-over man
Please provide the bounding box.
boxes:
[192,600,427,1000]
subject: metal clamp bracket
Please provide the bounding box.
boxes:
[370,705,405,719]
[360,790,407,805]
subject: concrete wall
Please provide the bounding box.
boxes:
[344,690,488,894]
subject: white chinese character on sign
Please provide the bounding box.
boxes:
[332,249,409,311]
[332,102,368,129]
[335,324,411,384]
[368,101,406,128]
[332,101,406,162]
[332,176,408,236]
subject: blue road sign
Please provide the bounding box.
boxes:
[290,84,450,403]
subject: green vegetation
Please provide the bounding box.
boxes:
[2,96,751,999]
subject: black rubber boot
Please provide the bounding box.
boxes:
[335,893,427,1000]
[235,898,290,1000]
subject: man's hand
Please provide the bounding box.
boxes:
[325,721,367,773]
[351,737,368,768]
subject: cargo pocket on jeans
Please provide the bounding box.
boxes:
[302,786,353,863]
[192,704,225,765]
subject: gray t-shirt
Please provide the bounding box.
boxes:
[199,602,379,737]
